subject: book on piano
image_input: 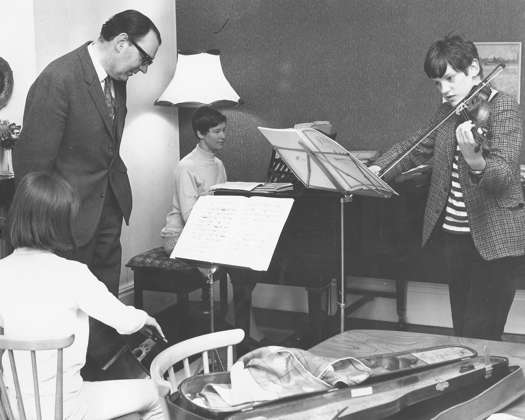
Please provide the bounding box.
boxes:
[258,126,397,198]
[252,182,294,194]
[210,181,294,194]
[210,181,264,192]
[171,195,294,271]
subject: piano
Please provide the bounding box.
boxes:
[214,152,434,346]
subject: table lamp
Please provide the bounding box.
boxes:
[155,49,240,107]
[155,49,241,157]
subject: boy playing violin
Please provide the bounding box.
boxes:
[369,34,525,340]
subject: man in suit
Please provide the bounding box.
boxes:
[14,10,161,296]
[369,35,525,340]
[14,10,161,377]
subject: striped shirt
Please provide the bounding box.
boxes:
[442,145,470,233]
[441,87,498,234]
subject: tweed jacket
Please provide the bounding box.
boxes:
[14,43,131,246]
[374,92,525,261]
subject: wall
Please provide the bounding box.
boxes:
[1,0,179,309]
[177,0,525,331]
[0,0,36,123]
[0,0,37,258]
[177,0,525,183]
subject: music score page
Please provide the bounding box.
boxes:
[171,195,294,271]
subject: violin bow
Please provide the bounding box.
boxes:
[379,63,505,179]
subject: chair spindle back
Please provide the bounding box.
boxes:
[0,335,74,420]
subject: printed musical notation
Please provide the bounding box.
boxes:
[171,195,294,271]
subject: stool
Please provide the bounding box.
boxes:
[126,247,227,313]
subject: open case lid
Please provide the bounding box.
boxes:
[170,344,523,420]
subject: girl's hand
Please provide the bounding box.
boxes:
[144,316,167,343]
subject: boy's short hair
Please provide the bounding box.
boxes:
[424,35,482,79]
[191,106,227,138]
[7,171,79,252]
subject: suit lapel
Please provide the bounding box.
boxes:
[77,43,116,141]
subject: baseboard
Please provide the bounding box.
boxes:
[253,306,454,336]
[347,277,525,335]
[118,282,134,305]
[253,307,525,344]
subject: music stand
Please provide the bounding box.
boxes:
[258,126,397,333]
[171,195,294,335]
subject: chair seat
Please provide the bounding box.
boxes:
[126,247,196,272]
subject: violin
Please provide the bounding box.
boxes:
[457,83,492,155]
[379,63,505,179]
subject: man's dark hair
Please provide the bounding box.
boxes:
[191,106,227,138]
[424,34,482,79]
[100,9,161,45]
[7,172,79,252]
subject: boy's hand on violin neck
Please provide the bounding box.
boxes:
[456,120,486,171]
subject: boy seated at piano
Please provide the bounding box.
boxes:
[160,105,261,345]
[0,171,167,419]
[160,106,227,254]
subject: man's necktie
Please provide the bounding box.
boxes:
[103,76,115,120]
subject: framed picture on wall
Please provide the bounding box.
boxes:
[475,42,521,103]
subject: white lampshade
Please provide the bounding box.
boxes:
[155,50,240,107]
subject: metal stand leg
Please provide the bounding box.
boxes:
[339,195,352,334]
[207,265,226,372]
[339,197,345,333]
[207,265,218,333]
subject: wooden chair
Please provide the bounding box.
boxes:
[150,329,245,398]
[0,334,74,420]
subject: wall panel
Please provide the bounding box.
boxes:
[177,0,525,182]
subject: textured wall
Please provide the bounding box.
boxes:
[177,0,525,182]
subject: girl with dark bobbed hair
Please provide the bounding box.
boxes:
[1,172,167,419]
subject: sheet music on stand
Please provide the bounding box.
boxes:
[257,126,397,198]
[171,195,294,271]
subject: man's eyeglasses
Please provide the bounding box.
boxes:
[129,39,153,66]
